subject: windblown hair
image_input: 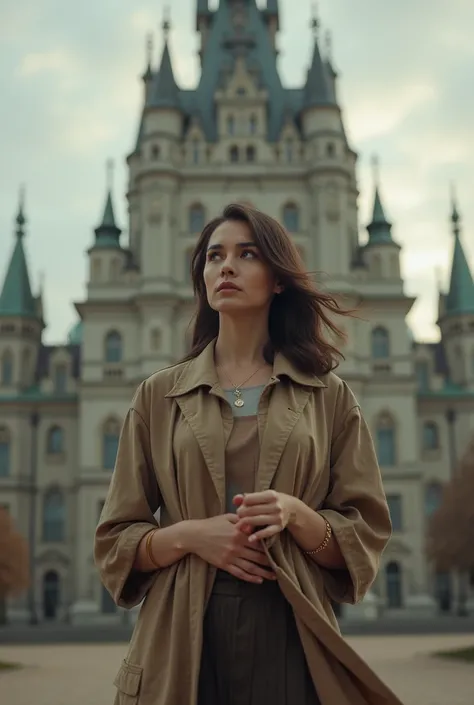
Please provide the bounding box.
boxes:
[182,203,354,376]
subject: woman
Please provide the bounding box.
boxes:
[95,203,404,705]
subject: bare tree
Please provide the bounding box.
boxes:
[0,509,29,625]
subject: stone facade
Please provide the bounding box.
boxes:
[1,2,474,624]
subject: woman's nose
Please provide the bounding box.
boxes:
[221,259,236,275]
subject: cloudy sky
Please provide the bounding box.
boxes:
[1,0,473,344]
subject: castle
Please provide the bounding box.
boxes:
[1,1,474,624]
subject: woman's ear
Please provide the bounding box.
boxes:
[274,281,284,294]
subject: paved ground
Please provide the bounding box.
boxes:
[0,634,473,705]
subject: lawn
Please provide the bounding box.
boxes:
[435,646,474,663]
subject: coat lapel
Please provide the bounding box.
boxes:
[256,382,313,493]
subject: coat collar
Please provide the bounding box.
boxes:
[166,338,328,398]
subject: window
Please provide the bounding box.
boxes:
[0,427,11,477]
[283,203,300,232]
[104,331,122,363]
[42,489,65,542]
[227,115,235,135]
[150,328,162,351]
[423,422,439,451]
[151,144,160,160]
[415,360,430,392]
[1,351,13,385]
[425,482,443,516]
[386,495,403,531]
[246,145,256,162]
[326,142,336,158]
[376,414,396,466]
[230,146,239,163]
[371,326,390,359]
[386,562,403,608]
[237,87,246,96]
[47,426,64,455]
[285,140,294,163]
[103,418,120,470]
[54,364,67,393]
[189,204,205,233]
[249,114,257,135]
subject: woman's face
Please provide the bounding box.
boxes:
[203,220,282,315]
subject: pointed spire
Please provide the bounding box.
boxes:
[446,189,474,315]
[367,157,395,245]
[93,161,121,248]
[148,8,180,109]
[303,4,336,109]
[0,188,37,319]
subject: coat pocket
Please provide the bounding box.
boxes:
[113,659,143,705]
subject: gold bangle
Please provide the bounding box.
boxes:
[145,529,161,569]
[303,518,332,556]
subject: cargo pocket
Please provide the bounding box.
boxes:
[113,659,143,705]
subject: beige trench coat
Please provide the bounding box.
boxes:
[95,339,404,705]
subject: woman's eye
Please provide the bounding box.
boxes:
[242,250,257,259]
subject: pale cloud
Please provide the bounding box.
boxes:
[1,0,473,346]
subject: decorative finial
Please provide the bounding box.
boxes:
[106,159,114,192]
[146,33,153,66]
[371,154,380,188]
[310,2,320,37]
[325,30,333,60]
[15,184,26,237]
[162,5,171,36]
[450,181,460,229]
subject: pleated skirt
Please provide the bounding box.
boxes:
[198,571,321,705]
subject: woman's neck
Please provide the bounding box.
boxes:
[214,314,270,369]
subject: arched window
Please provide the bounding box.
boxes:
[103,418,120,470]
[425,482,443,516]
[371,326,390,359]
[423,422,439,451]
[189,204,205,233]
[42,489,65,542]
[47,426,64,455]
[375,413,396,467]
[415,360,430,391]
[227,115,235,135]
[151,144,160,160]
[1,351,13,385]
[230,145,239,163]
[0,426,11,477]
[192,140,200,165]
[386,562,403,608]
[249,114,257,135]
[326,142,336,158]
[53,364,67,393]
[104,331,122,363]
[282,203,300,232]
[150,328,162,351]
[386,494,402,532]
[43,570,61,620]
[246,145,256,162]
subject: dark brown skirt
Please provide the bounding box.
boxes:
[198,571,321,705]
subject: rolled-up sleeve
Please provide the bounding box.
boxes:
[94,393,161,609]
[318,393,392,605]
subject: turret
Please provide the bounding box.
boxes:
[0,188,43,391]
[438,190,474,388]
[88,162,126,289]
[363,159,402,281]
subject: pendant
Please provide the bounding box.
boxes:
[233,389,245,408]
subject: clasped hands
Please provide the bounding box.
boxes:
[233,490,296,542]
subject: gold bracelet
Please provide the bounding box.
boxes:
[303,518,332,556]
[145,529,161,569]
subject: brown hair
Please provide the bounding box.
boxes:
[182,203,353,376]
